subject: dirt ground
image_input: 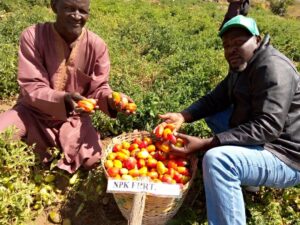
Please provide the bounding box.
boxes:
[28,181,203,225]
[29,193,128,225]
[0,99,15,112]
[27,194,127,225]
[287,0,300,19]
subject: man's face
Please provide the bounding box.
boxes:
[52,0,90,43]
[222,28,260,72]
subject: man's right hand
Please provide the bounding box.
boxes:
[64,92,85,115]
[158,111,194,131]
[158,113,185,131]
[107,92,136,115]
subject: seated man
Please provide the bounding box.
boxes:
[159,15,300,225]
[0,0,134,173]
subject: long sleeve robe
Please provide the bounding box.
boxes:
[1,23,114,173]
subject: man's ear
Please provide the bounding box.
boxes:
[51,0,57,14]
[256,35,262,44]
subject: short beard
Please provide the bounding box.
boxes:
[231,62,248,72]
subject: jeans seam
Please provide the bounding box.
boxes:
[230,175,235,225]
[245,162,298,186]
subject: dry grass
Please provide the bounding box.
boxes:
[287,0,300,19]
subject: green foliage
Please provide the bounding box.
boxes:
[0,1,299,223]
[0,44,18,97]
[88,0,300,137]
[246,186,300,225]
[0,0,299,134]
[89,0,228,137]
[0,0,49,12]
[0,126,108,224]
[0,5,53,98]
[0,127,36,225]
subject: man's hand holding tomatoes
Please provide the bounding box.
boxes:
[64,92,99,116]
[157,111,193,132]
[169,132,220,158]
[108,91,137,115]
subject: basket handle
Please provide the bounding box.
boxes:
[128,192,146,225]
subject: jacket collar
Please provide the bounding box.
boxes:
[248,34,270,65]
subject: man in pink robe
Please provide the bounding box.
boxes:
[0,0,134,173]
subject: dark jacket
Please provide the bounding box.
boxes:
[185,37,300,171]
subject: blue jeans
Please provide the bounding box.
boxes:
[203,109,300,225]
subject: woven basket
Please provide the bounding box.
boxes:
[102,131,198,225]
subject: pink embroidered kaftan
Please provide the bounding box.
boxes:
[0,23,114,173]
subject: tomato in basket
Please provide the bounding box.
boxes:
[104,134,192,185]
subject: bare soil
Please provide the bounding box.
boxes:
[27,182,203,225]
[26,193,128,225]
[0,99,15,112]
[29,193,128,225]
[287,0,300,19]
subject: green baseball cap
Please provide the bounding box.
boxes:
[219,15,260,37]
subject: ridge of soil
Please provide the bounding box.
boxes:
[0,99,15,112]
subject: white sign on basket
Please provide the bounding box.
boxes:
[107,179,182,198]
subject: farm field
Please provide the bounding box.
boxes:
[0,0,299,224]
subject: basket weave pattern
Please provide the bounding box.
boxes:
[102,131,198,225]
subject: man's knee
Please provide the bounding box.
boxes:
[82,152,101,170]
[203,147,227,168]
[202,147,239,178]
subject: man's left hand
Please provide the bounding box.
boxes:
[108,92,136,115]
[170,133,220,157]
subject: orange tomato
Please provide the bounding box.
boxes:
[164,123,176,131]
[136,150,150,159]
[112,92,121,104]
[122,141,131,150]
[160,141,170,153]
[113,159,123,169]
[77,99,95,112]
[104,160,114,169]
[139,166,148,176]
[107,167,120,177]
[157,161,168,175]
[147,171,159,180]
[112,144,122,152]
[120,97,129,109]
[143,137,153,145]
[163,128,173,140]
[161,174,174,184]
[153,125,164,138]
[146,144,156,153]
[86,98,97,106]
[126,102,137,112]
[128,168,140,177]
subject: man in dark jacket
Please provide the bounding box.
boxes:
[159,15,300,225]
[222,0,250,28]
